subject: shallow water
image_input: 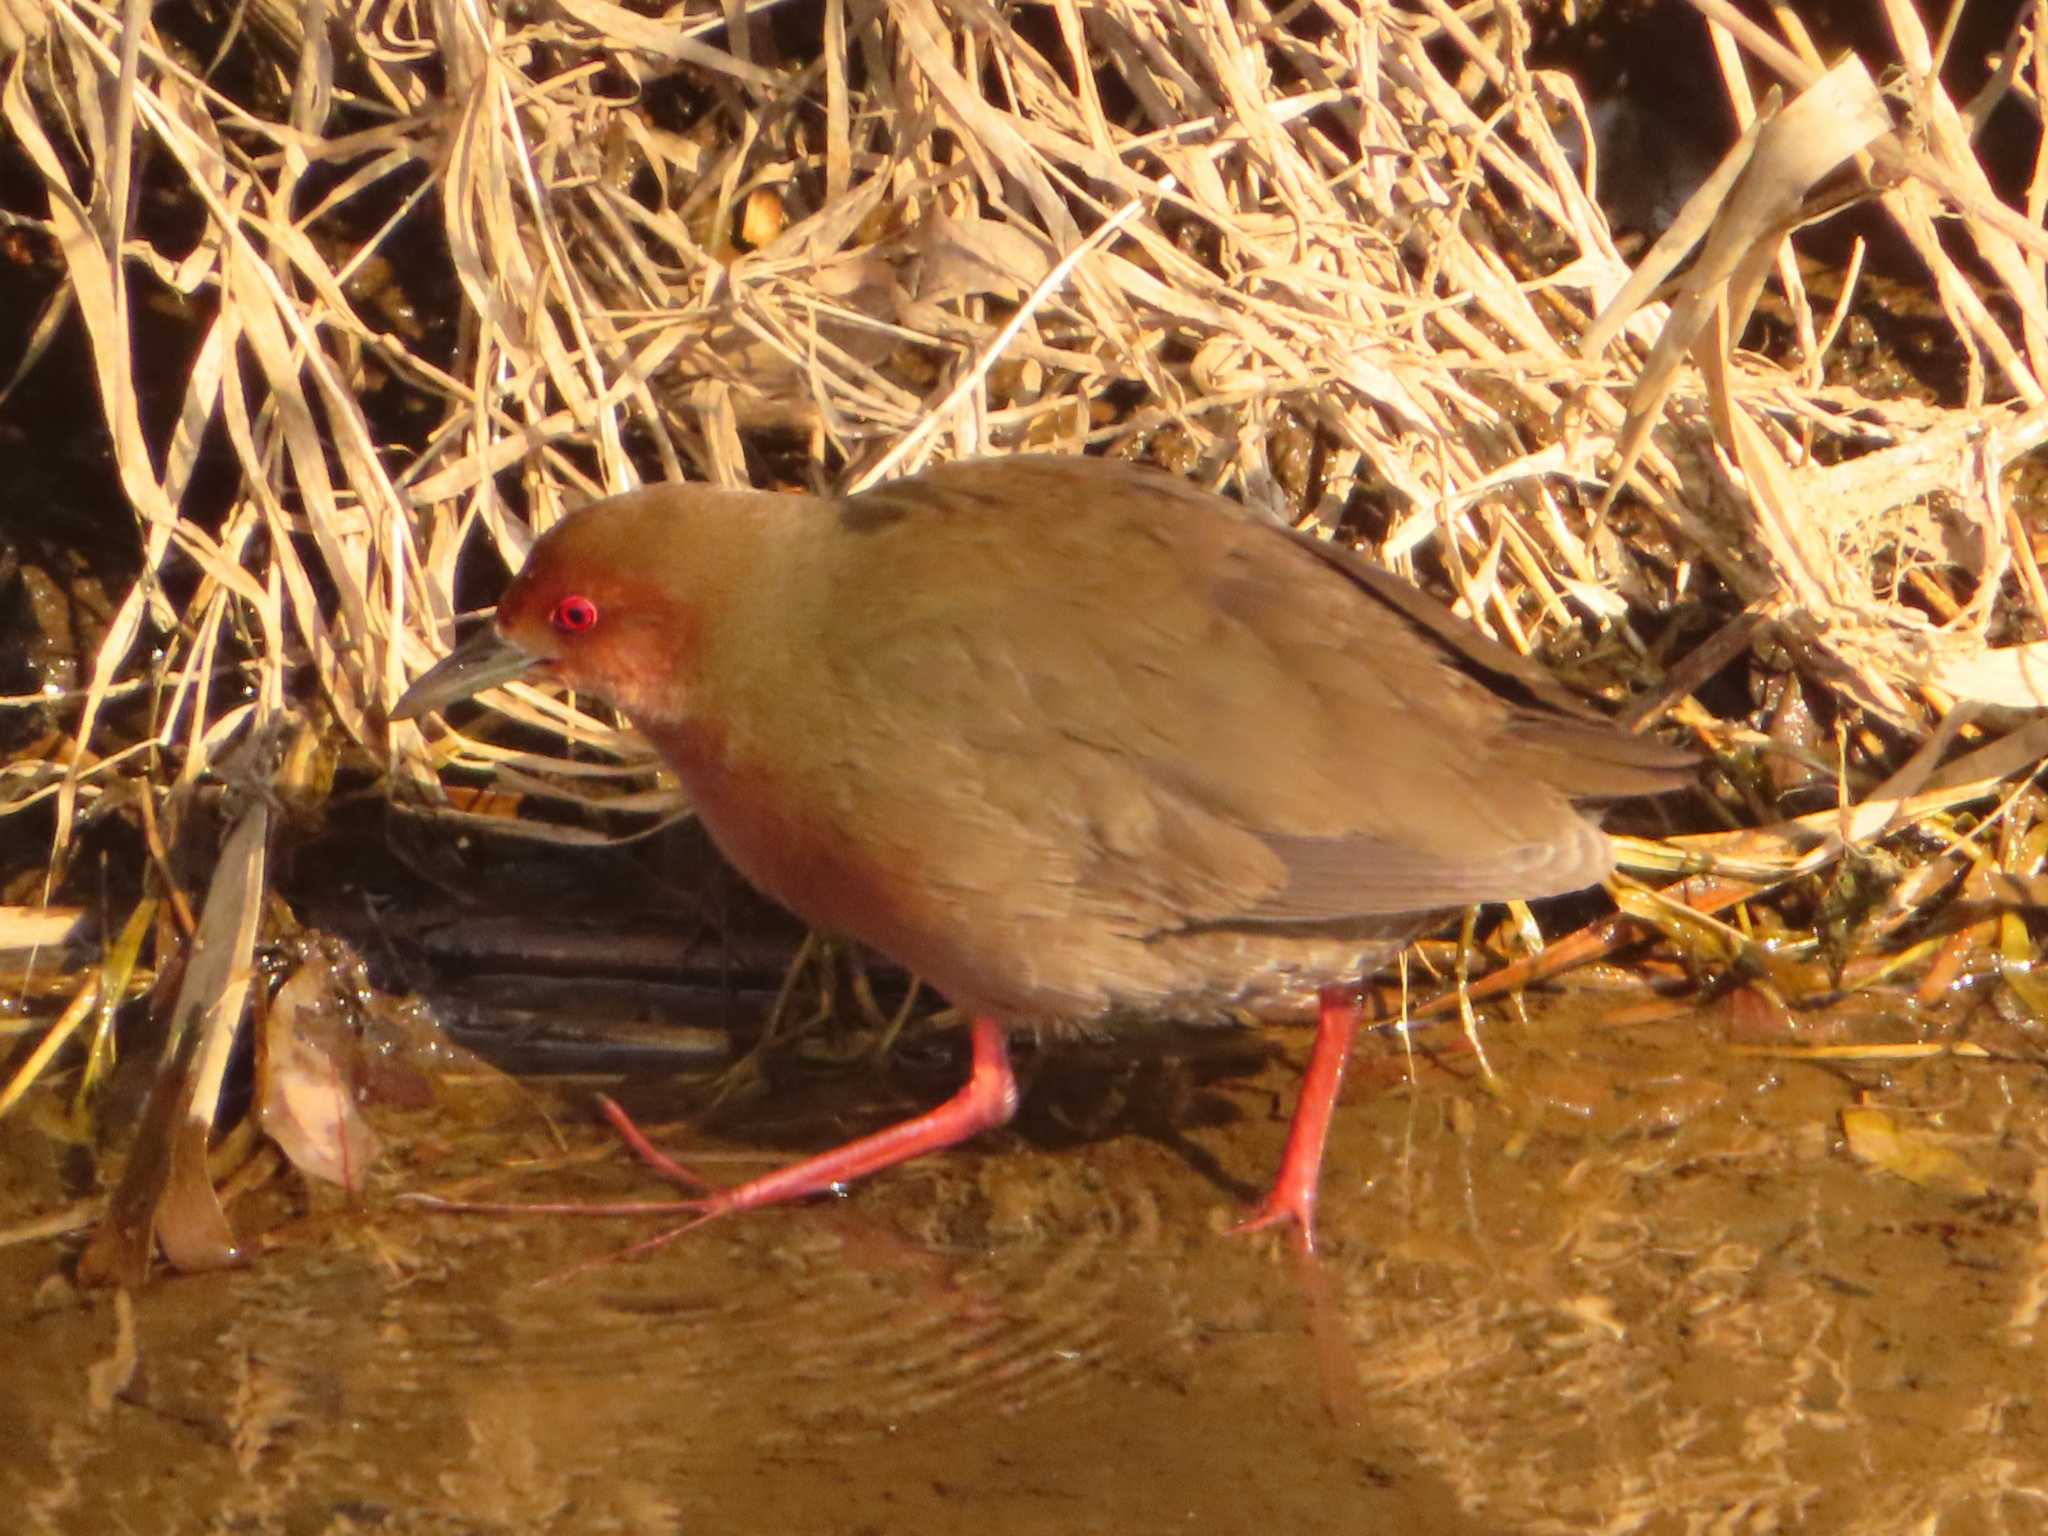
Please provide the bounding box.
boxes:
[5,991,2046,1535]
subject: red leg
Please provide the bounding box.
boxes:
[1231,985,1361,1254]
[675,1015,1019,1218]
[405,1018,1018,1242]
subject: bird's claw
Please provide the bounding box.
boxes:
[1228,1197,1319,1255]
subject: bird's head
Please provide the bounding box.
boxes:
[391,490,711,729]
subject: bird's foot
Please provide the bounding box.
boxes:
[595,1093,727,1197]
[394,1098,750,1280]
[401,1017,1020,1261]
[1229,1190,1320,1254]
[589,1017,1020,1219]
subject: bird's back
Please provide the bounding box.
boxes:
[693,457,1688,1024]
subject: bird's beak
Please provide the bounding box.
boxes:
[390,625,541,721]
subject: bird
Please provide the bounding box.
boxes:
[392,455,1692,1251]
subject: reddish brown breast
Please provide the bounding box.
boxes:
[641,717,924,952]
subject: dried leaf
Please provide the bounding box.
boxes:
[256,961,381,1190]
[1841,1106,1990,1197]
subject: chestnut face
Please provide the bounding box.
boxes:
[493,531,701,725]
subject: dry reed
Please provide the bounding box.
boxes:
[4,0,2048,1272]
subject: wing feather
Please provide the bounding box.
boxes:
[823,458,1688,934]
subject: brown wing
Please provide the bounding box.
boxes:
[820,458,1690,932]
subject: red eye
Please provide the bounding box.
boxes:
[550,594,599,634]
